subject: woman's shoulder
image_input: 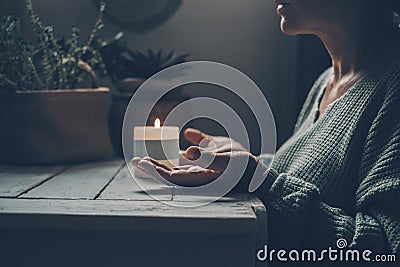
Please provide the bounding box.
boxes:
[367,58,400,106]
[369,57,400,91]
[385,58,400,90]
[375,60,400,120]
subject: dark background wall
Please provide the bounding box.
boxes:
[1,0,330,151]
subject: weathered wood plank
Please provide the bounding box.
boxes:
[98,166,173,201]
[249,196,268,267]
[172,186,249,203]
[0,165,66,197]
[21,161,123,200]
[0,198,256,234]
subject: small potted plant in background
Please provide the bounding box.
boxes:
[0,0,113,164]
[100,33,190,156]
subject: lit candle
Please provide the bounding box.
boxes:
[133,118,179,178]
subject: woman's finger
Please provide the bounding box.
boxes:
[136,159,174,185]
[137,158,220,187]
[185,146,230,171]
[167,168,220,187]
[179,150,194,165]
[183,128,209,145]
[130,157,141,167]
[142,156,172,171]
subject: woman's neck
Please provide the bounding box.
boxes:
[317,12,400,82]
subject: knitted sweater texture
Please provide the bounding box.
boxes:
[257,60,400,261]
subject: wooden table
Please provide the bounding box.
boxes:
[0,160,267,267]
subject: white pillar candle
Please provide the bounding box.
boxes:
[133,118,179,178]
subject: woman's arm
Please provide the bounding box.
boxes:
[256,170,399,254]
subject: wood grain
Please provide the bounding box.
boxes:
[250,196,268,267]
[0,160,267,267]
[21,161,123,199]
[98,166,173,201]
[172,186,249,203]
[0,198,257,234]
[0,165,66,197]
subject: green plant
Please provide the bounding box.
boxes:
[100,32,189,83]
[0,0,106,91]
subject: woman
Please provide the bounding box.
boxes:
[132,0,400,261]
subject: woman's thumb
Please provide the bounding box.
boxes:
[184,128,208,145]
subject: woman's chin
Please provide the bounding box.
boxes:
[280,19,302,36]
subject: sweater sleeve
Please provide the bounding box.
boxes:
[259,171,399,254]
[255,83,400,254]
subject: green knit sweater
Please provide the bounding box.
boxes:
[257,60,400,259]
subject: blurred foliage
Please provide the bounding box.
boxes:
[0,0,106,91]
[100,32,190,82]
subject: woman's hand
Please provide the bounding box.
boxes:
[179,128,247,165]
[183,128,247,153]
[131,146,268,188]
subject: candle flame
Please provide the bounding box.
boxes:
[154,118,161,128]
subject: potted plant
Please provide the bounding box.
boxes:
[0,0,113,164]
[100,33,190,156]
